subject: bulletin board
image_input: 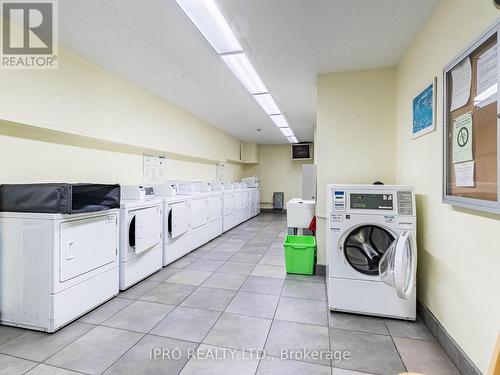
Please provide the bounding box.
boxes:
[443,20,500,214]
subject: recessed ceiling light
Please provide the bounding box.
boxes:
[221,53,267,94]
[253,93,280,115]
[279,127,294,137]
[269,114,289,128]
[175,0,242,54]
[287,136,299,143]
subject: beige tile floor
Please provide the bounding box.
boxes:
[0,212,460,375]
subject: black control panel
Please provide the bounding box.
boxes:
[350,193,393,210]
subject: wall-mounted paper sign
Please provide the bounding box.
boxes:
[143,154,167,183]
[474,44,497,108]
[216,162,225,181]
[452,112,473,164]
[454,160,475,187]
[450,57,472,111]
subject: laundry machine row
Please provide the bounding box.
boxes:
[221,182,260,233]
[156,183,224,266]
[0,180,260,333]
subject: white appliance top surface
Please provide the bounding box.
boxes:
[120,199,162,209]
[287,198,315,206]
[329,184,415,191]
[0,208,119,220]
[161,192,221,202]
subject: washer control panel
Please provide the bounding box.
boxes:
[330,186,415,216]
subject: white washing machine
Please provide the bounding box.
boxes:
[119,186,162,290]
[327,184,417,320]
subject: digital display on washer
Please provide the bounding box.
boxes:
[350,193,393,210]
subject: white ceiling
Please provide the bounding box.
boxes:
[59,0,438,144]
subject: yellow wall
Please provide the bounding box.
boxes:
[316,67,397,264]
[395,1,500,372]
[0,45,243,184]
[243,144,312,209]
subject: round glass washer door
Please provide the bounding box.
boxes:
[343,225,395,275]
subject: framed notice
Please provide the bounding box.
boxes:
[412,78,436,138]
[442,20,500,214]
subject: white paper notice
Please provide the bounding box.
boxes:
[475,44,497,108]
[450,57,472,111]
[158,156,167,181]
[454,160,475,187]
[143,154,167,183]
[143,154,155,183]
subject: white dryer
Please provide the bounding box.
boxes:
[222,185,235,232]
[233,187,244,224]
[327,184,417,320]
[119,186,162,290]
[154,182,223,266]
[0,210,120,332]
[162,196,192,266]
[255,187,261,215]
[0,183,121,332]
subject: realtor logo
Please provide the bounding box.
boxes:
[1,0,58,69]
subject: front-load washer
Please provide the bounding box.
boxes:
[119,186,162,290]
[327,184,417,320]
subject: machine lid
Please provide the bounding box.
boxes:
[379,231,416,299]
[343,225,395,276]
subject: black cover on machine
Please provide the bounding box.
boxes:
[0,183,120,214]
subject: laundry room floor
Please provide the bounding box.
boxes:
[0,212,460,375]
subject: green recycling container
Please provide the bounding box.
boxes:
[283,235,316,275]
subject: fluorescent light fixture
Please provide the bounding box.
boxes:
[174,1,294,142]
[254,93,280,115]
[269,114,289,128]
[176,0,242,54]
[279,127,294,137]
[221,53,267,94]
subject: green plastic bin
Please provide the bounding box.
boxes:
[283,235,316,275]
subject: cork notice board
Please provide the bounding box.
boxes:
[443,21,500,214]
